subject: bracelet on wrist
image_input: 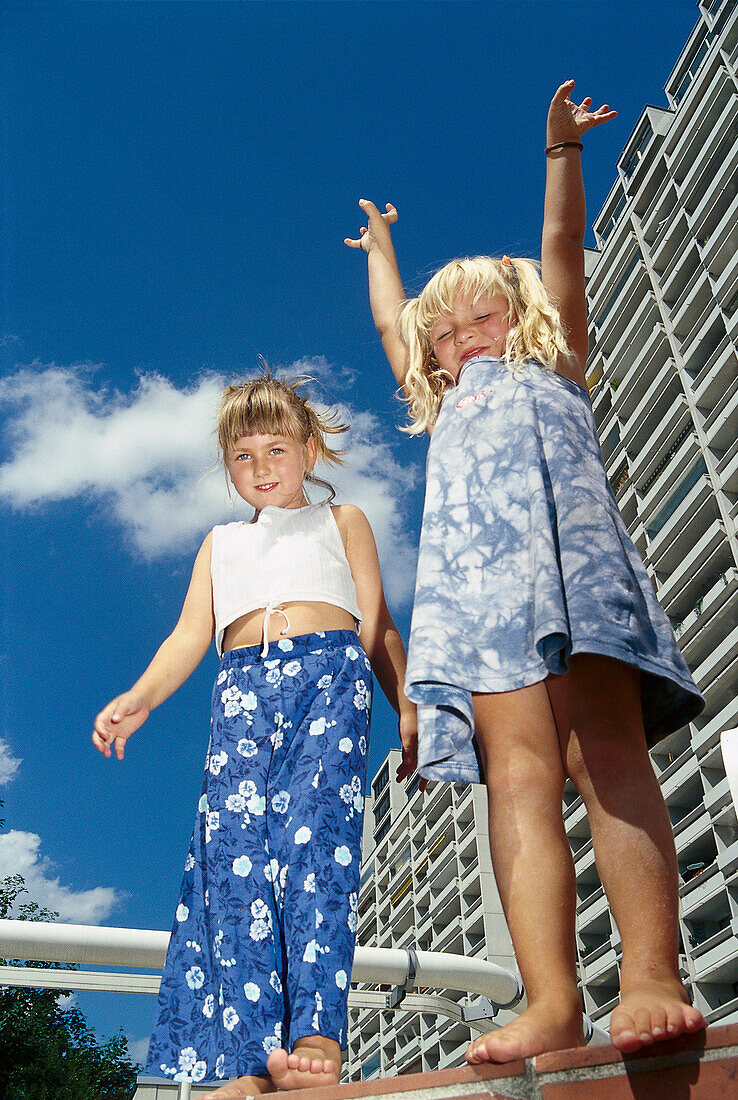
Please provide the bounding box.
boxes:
[545,141,584,155]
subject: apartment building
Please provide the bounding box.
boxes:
[579,0,738,1031]
[345,751,518,1082]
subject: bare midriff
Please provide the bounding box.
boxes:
[222,601,357,653]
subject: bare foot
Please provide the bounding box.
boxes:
[610,979,705,1052]
[466,1000,585,1064]
[199,1074,272,1099]
[267,1046,340,1090]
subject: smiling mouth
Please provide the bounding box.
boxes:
[460,347,488,363]
[256,483,278,491]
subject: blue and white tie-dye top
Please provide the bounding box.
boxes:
[405,356,704,784]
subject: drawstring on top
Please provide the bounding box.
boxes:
[261,602,291,657]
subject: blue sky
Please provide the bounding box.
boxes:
[1,0,700,1068]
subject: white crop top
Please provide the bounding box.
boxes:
[210,503,363,656]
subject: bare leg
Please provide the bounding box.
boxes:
[466,683,584,1064]
[546,655,705,1052]
[267,1035,341,1090]
[199,1073,272,1099]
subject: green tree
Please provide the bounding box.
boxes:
[0,850,138,1099]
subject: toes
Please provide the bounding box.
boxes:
[633,1008,656,1045]
[684,1005,706,1031]
[611,1010,639,1051]
[649,1005,668,1039]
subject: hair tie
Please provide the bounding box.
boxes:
[501,255,520,287]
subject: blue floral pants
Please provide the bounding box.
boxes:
[146,631,372,1084]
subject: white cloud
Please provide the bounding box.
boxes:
[0,361,418,603]
[127,1035,151,1067]
[0,738,21,785]
[0,830,121,924]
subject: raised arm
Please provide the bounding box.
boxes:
[92,532,216,760]
[345,200,409,389]
[334,504,418,781]
[541,80,617,387]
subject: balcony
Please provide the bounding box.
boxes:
[691,144,738,245]
[612,324,670,422]
[629,145,670,220]
[701,196,738,284]
[689,334,736,408]
[661,242,703,315]
[680,296,723,358]
[692,694,738,757]
[589,233,637,321]
[673,805,713,850]
[642,180,679,244]
[669,270,714,339]
[652,208,691,278]
[666,21,715,111]
[681,864,726,918]
[694,625,738,700]
[669,66,736,186]
[645,470,716,572]
[674,568,738,664]
[577,891,612,935]
[682,107,738,223]
[717,436,738,492]
[620,362,683,457]
[593,259,650,356]
[705,376,738,449]
[655,518,729,617]
[636,426,699,519]
[660,749,700,803]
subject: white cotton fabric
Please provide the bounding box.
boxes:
[211,503,362,656]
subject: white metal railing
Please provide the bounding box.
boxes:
[0,919,610,1094]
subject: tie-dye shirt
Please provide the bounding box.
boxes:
[405,356,703,784]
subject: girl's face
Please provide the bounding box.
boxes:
[429,293,512,381]
[226,433,317,513]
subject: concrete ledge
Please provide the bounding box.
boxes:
[135,1024,738,1099]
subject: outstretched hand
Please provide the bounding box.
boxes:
[344,200,398,255]
[92,692,150,760]
[547,79,617,145]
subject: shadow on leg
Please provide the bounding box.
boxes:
[466,682,584,1064]
[546,654,705,1051]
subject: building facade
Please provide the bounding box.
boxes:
[346,0,738,1079]
[578,0,738,1032]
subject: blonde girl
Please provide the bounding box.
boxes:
[93,375,417,1097]
[346,82,705,1062]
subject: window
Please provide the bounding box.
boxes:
[673,28,711,105]
[372,764,389,799]
[406,773,422,800]
[646,458,707,539]
[622,123,653,180]
[374,790,390,826]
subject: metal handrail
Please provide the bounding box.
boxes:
[0,917,611,1096]
[0,918,523,1004]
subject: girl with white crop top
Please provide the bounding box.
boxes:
[93,374,417,1097]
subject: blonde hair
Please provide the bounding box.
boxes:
[397,256,572,434]
[217,371,348,502]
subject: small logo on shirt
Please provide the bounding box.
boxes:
[456,391,487,410]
